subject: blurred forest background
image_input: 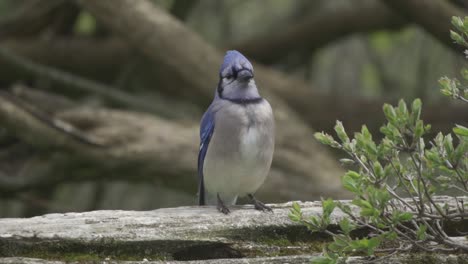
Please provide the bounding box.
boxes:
[0,0,467,218]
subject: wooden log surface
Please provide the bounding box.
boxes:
[0,196,467,263]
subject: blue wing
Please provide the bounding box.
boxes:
[198,104,215,205]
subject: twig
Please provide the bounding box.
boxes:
[0,91,104,147]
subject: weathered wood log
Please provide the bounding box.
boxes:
[0,197,466,263]
[0,254,466,264]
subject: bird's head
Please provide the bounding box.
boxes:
[217,50,260,101]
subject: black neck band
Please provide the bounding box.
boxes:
[220,96,263,105]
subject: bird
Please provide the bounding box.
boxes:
[197,50,275,214]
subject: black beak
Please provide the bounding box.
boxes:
[237,69,253,82]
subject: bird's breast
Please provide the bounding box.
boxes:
[216,101,274,158]
[203,100,275,196]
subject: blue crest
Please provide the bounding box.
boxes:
[219,50,253,75]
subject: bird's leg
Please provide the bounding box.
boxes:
[248,194,272,212]
[217,193,230,214]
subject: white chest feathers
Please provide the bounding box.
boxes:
[240,125,262,159]
[203,100,275,197]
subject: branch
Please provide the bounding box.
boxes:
[0,91,104,150]
[0,89,344,201]
[381,0,468,54]
[0,45,162,115]
[233,1,408,64]
[0,38,132,82]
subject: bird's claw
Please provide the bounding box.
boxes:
[217,193,231,214]
[253,200,273,212]
[249,194,273,212]
[217,204,231,214]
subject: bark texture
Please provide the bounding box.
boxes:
[0,197,466,263]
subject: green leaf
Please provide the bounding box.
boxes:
[288,212,300,222]
[292,201,301,212]
[322,198,336,217]
[392,211,413,224]
[334,121,349,143]
[375,189,390,206]
[453,140,467,162]
[384,231,398,240]
[342,171,361,193]
[411,98,422,122]
[337,202,353,215]
[315,132,341,148]
[383,104,397,124]
[439,77,452,95]
[414,120,424,139]
[397,99,409,118]
[460,68,468,81]
[332,234,350,248]
[352,198,372,209]
[452,16,464,30]
[395,211,413,222]
[339,158,355,166]
[361,207,380,217]
[425,149,442,165]
[450,30,465,45]
[339,218,355,235]
[347,237,380,256]
[361,125,372,140]
[373,161,384,180]
[307,216,321,231]
[444,134,454,159]
[367,237,381,255]
[463,17,468,31]
[453,124,468,137]
[417,224,427,240]
[289,202,302,222]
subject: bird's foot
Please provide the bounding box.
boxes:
[217,193,230,214]
[248,194,272,212]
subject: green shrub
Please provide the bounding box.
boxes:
[289,16,468,264]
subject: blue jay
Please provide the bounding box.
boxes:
[198,50,275,214]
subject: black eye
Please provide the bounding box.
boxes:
[224,75,233,81]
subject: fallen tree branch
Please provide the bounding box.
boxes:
[0,90,345,200]
[234,1,408,64]
[381,0,468,54]
[0,197,466,263]
[0,91,104,151]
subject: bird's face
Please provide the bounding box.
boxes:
[217,51,259,101]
